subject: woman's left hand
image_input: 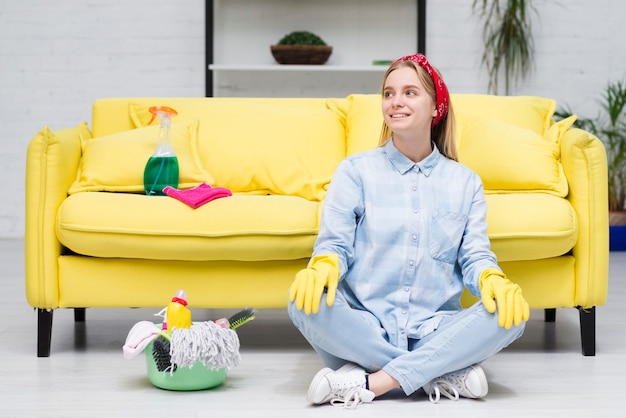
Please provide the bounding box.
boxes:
[479,269,530,329]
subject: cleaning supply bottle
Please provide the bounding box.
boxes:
[143,106,179,196]
[165,289,192,331]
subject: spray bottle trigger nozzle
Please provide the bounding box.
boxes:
[148,106,178,125]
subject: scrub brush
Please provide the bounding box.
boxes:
[227,308,257,330]
[152,333,177,372]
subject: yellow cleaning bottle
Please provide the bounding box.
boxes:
[166,290,192,331]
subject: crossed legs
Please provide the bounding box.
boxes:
[288,290,525,397]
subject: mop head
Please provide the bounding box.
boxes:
[169,321,241,371]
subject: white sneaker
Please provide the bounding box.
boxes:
[307,363,375,409]
[423,364,488,403]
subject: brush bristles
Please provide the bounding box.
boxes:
[152,335,177,372]
[228,308,257,330]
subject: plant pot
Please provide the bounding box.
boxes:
[270,45,332,65]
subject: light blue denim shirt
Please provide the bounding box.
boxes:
[313,139,501,349]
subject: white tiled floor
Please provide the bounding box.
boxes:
[2,239,625,417]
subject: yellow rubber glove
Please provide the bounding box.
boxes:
[479,268,530,329]
[289,254,340,315]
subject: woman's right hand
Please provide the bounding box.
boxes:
[289,254,340,315]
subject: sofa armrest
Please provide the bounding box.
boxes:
[25,125,84,309]
[560,127,609,307]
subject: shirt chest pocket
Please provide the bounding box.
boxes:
[429,211,467,264]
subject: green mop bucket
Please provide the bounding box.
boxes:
[145,340,226,391]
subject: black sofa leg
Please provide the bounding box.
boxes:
[578,306,596,356]
[74,308,86,322]
[545,308,556,322]
[37,309,53,357]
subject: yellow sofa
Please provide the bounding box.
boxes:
[25,94,609,357]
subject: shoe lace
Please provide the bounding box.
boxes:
[330,388,365,409]
[427,379,460,404]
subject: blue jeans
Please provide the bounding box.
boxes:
[288,290,525,395]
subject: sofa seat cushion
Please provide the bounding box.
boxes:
[485,193,577,262]
[57,192,320,261]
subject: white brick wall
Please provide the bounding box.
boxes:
[428,0,625,116]
[1,0,624,237]
[0,0,205,237]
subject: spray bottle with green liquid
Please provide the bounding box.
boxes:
[144,106,179,196]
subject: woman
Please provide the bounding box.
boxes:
[287,54,529,409]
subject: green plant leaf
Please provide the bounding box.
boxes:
[277,31,327,46]
[561,79,626,210]
[472,0,535,95]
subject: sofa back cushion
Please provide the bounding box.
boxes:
[326,93,558,155]
[456,112,571,196]
[327,94,383,156]
[87,94,566,198]
[68,119,212,194]
[130,99,346,201]
[331,93,568,195]
[451,94,556,134]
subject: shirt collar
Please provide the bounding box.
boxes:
[384,138,441,176]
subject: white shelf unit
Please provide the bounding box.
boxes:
[208,64,389,72]
[206,0,424,97]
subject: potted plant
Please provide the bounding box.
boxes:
[555,80,626,249]
[270,31,332,65]
[472,0,536,95]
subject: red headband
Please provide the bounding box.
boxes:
[392,54,450,127]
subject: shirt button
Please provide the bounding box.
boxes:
[412,234,417,241]
[408,260,414,266]
[412,186,417,191]
[402,310,407,315]
[405,287,410,292]
[414,209,418,214]
[400,329,406,334]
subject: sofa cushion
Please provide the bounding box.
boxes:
[29,122,92,197]
[326,93,557,159]
[327,94,383,156]
[68,119,212,194]
[56,192,320,261]
[130,100,346,201]
[128,98,331,129]
[32,122,92,148]
[40,121,92,142]
[56,191,576,264]
[450,94,556,134]
[544,115,577,144]
[485,193,577,262]
[456,112,568,196]
[329,93,568,195]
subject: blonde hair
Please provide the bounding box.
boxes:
[378,60,458,161]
